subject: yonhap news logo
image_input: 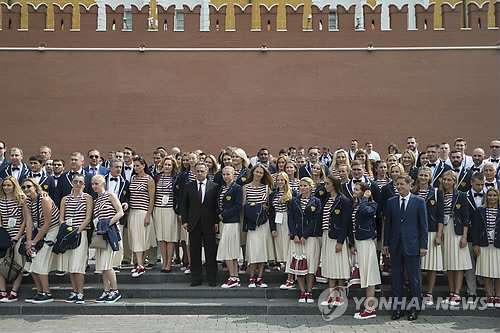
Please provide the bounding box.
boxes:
[318,287,349,321]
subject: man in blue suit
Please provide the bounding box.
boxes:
[54,152,95,206]
[384,175,428,321]
[0,147,31,183]
[83,149,110,176]
[0,140,9,173]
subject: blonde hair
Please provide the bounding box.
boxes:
[275,172,292,203]
[400,149,416,170]
[439,170,457,192]
[311,162,326,184]
[483,188,500,208]
[0,176,26,204]
[205,154,219,175]
[21,178,44,195]
[232,148,250,168]
[275,155,289,173]
[331,149,351,170]
[160,155,179,176]
[285,161,299,179]
[390,163,405,178]
[299,177,315,193]
[412,166,432,193]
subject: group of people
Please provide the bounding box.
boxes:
[0,137,499,321]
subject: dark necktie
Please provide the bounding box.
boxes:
[12,167,19,171]
[110,177,118,182]
[33,173,41,177]
[454,169,460,173]
[125,166,132,170]
[91,168,97,176]
[198,182,203,202]
[485,182,495,187]
[473,192,483,197]
[353,179,362,184]
[491,159,499,163]
[427,163,436,168]
[71,171,79,176]
[471,167,480,172]
[401,198,406,215]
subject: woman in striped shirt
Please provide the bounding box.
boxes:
[373,161,389,190]
[472,187,500,308]
[154,156,179,273]
[204,154,218,182]
[0,176,26,303]
[22,178,60,304]
[330,149,350,178]
[59,173,93,304]
[91,175,124,303]
[128,157,155,278]
[272,156,288,185]
[354,150,373,179]
[285,161,299,193]
[242,164,273,288]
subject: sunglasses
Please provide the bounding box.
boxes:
[21,185,32,190]
[73,180,85,185]
[89,155,100,159]
[491,146,500,149]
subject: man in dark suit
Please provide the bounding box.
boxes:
[83,149,110,176]
[0,147,31,183]
[54,152,95,206]
[29,155,56,199]
[450,150,473,192]
[181,162,220,287]
[104,159,131,268]
[425,143,451,188]
[299,146,330,179]
[384,175,428,321]
[251,148,276,174]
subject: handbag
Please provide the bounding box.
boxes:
[289,253,308,275]
[244,202,268,230]
[18,229,44,257]
[90,232,108,249]
[347,254,361,289]
[0,246,22,282]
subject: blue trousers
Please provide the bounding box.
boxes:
[390,243,422,313]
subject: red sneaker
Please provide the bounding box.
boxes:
[320,296,334,306]
[248,278,256,288]
[256,278,268,288]
[280,280,294,290]
[306,292,314,303]
[221,278,240,288]
[354,309,376,320]
[334,297,345,306]
[298,293,306,303]
[449,294,461,306]
[1,291,18,303]
[132,265,145,277]
[487,297,495,308]
[495,297,500,309]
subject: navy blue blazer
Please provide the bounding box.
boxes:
[83,165,110,176]
[428,160,452,188]
[456,168,473,193]
[213,167,250,188]
[349,197,378,243]
[421,186,444,232]
[176,170,195,213]
[381,182,397,216]
[466,189,485,242]
[0,162,32,184]
[299,162,330,179]
[54,170,95,207]
[105,173,130,223]
[37,171,56,200]
[313,182,329,207]
[288,195,322,239]
[447,189,470,236]
[472,207,500,248]
[218,183,243,224]
[323,194,350,244]
[384,194,428,256]
[342,177,381,214]
[0,158,9,173]
[148,164,161,179]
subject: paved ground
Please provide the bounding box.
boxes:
[1,315,499,333]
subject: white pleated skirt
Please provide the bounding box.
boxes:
[216,222,242,261]
[475,245,500,279]
[355,239,381,288]
[246,222,271,264]
[288,237,320,275]
[421,231,444,271]
[153,207,178,242]
[321,230,351,279]
[273,214,290,263]
[26,227,58,275]
[60,230,89,274]
[96,243,115,272]
[442,221,472,271]
[128,209,157,252]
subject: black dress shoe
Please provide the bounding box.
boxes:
[391,311,404,320]
[208,282,216,287]
[408,312,418,321]
[161,269,171,273]
[190,281,202,287]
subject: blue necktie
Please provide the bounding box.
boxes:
[401,198,406,215]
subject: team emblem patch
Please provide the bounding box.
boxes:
[43,184,48,190]
[311,206,316,212]
[250,202,256,206]
[334,209,340,215]
[176,185,179,189]
[241,177,246,182]
[460,182,466,187]
[319,190,324,196]
[456,203,461,209]
[226,196,231,201]
[430,200,435,206]
[123,190,126,195]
